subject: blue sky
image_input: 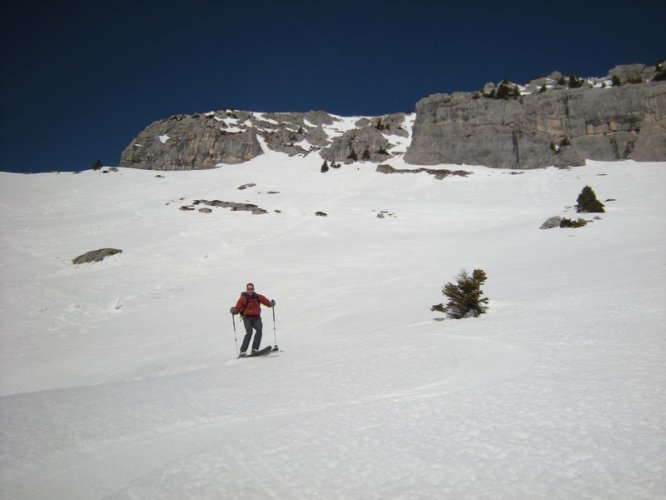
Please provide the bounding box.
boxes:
[1,0,663,173]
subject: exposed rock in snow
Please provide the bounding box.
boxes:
[72,248,122,264]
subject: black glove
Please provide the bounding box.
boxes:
[230,307,236,314]
[271,299,276,306]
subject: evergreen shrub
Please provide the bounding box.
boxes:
[576,186,605,213]
[560,217,587,228]
[496,80,520,99]
[654,61,666,81]
[432,269,489,319]
[568,74,584,88]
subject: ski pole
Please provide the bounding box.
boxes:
[272,304,278,351]
[231,311,238,356]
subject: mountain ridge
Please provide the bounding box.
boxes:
[120,62,665,170]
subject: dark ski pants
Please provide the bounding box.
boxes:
[240,317,263,352]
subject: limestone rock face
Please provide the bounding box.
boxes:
[119,63,666,171]
[318,113,409,163]
[120,110,343,170]
[120,113,263,170]
[120,108,413,169]
[256,111,337,156]
[319,127,391,163]
[405,79,666,169]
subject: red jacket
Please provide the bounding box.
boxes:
[235,292,272,318]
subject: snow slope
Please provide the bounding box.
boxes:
[0,151,665,499]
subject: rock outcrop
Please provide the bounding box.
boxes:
[376,164,470,179]
[120,110,346,170]
[72,248,122,264]
[119,63,665,170]
[120,112,264,170]
[120,109,410,170]
[255,111,337,156]
[319,127,391,163]
[405,64,666,168]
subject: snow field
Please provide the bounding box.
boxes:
[0,155,665,499]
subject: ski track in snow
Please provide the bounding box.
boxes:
[1,157,665,499]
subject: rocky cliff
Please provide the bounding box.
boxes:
[119,109,411,170]
[405,64,666,168]
[120,111,263,170]
[120,63,665,170]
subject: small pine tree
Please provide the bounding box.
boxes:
[91,159,103,170]
[431,269,489,319]
[362,148,371,160]
[496,80,520,100]
[576,185,605,213]
[567,74,584,88]
[654,60,666,81]
[321,160,329,173]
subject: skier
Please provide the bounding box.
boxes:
[230,283,275,357]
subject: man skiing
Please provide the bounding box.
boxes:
[230,283,275,357]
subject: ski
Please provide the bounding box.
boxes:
[238,345,276,358]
